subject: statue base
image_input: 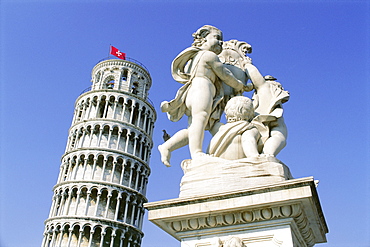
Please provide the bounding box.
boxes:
[180,156,293,197]
[145,177,328,247]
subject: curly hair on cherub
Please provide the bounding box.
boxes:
[225,96,254,123]
[222,236,246,247]
[192,25,223,48]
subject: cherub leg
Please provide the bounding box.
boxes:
[186,87,214,159]
[188,110,211,159]
[241,128,260,157]
[158,129,189,167]
[262,118,287,156]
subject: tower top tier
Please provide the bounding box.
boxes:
[91,59,152,100]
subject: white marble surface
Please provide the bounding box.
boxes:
[145,177,328,247]
[179,156,293,197]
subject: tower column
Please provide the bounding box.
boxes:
[91,158,97,180]
[128,163,135,188]
[133,136,138,156]
[74,190,81,215]
[119,235,125,247]
[86,100,93,120]
[103,99,109,118]
[50,230,57,247]
[79,129,87,148]
[59,192,67,216]
[97,127,103,146]
[130,200,137,225]
[100,158,107,180]
[124,131,131,153]
[112,100,118,119]
[107,129,113,148]
[129,104,135,123]
[116,130,122,150]
[95,99,101,118]
[88,128,94,147]
[94,192,101,217]
[49,194,57,217]
[123,195,131,223]
[121,101,127,122]
[64,190,73,215]
[109,232,116,247]
[66,229,73,247]
[137,108,142,128]
[134,166,141,190]
[82,158,88,180]
[114,194,122,221]
[111,161,117,183]
[99,231,106,247]
[76,230,84,247]
[119,160,126,185]
[57,165,64,183]
[104,193,112,218]
[72,161,79,180]
[57,229,64,247]
[88,230,94,247]
[84,191,91,215]
[143,112,148,132]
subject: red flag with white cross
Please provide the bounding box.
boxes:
[110,45,126,60]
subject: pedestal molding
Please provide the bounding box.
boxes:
[145,177,328,246]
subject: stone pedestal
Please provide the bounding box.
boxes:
[145,177,328,247]
[179,156,293,197]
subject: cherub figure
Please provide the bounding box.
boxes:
[159,25,247,166]
[243,60,289,156]
[208,96,260,160]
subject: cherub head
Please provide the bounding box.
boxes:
[223,236,246,247]
[192,25,223,54]
[225,96,254,123]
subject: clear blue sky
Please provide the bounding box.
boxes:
[0,1,369,246]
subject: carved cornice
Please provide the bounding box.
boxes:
[167,203,315,246]
[146,177,328,247]
[169,204,295,231]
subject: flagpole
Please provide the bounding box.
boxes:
[108,44,111,59]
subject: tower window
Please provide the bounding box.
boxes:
[106,79,115,89]
[122,70,128,81]
[131,82,139,95]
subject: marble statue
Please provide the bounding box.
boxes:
[159,25,249,166]
[159,25,289,170]
[147,28,327,247]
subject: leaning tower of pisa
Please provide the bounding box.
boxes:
[42,58,156,247]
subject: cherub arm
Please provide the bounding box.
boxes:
[244,63,265,89]
[204,52,244,91]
